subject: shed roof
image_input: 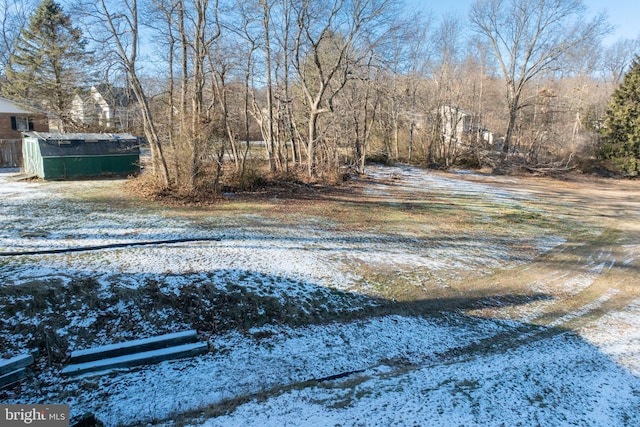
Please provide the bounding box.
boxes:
[23,132,140,158]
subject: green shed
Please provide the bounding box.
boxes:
[22,132,141,180]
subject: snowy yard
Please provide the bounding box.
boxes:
[1,166,640,426]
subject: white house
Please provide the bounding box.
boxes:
[437,106,472,144]
[71,84,136,130]
[434,106,495,146]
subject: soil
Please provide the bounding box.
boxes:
[371,169,640,327]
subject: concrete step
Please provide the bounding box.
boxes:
[69,330,200,364]
[0,353,34,377]
[62,341,209,377]
[0,368,28,390]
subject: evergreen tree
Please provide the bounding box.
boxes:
[3,0,89,131]
[599,56,640,176]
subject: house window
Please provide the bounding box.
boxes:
[10,116,34,131]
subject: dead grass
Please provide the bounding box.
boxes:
[2,167,613,363]
[4,165,640,424]
[0,274,384,365]
[124,162,334,207]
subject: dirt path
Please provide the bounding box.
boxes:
[452,173,640,329]
[337,167,640,381]
[346,166,640,325]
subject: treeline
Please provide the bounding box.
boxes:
[2,0,639,191]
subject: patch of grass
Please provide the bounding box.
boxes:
[0,165,603,370]
[2,267,553,369]
[360,271,433,302]
[19,229,50,238]
[0,277,107,361]
[0,273,383,363]
[499,209,543,223]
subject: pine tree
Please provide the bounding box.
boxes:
[599,56,640,176]
[3,0,89,131]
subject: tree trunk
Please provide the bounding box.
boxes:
[98,0,170,187]
[307,110,319,177]
[130,73,170,187]
[503,102,518,155]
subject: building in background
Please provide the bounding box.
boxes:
[0,97,49,167]
[70,84,137,131]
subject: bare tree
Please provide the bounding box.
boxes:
[80,0,171,187]
[0,0,36,78]
[345,53,381,173]
[430,13,465,167]
[470,0,610,155]
[208,36,242,167]
[291,0,398,178]
[186,0,221,188]
[146,0,221,190]
[272,0,302,169]
[231,0,266,177]
[378,11,433,163]
[601,37,640,86]
[257,0,278,172]
[147,0,182,183]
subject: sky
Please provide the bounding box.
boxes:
[406,0,640,45]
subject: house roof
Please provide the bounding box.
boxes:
[74,84,137,107]
[23,132,140,157]
[94,83,137,107]
[0,97,33,114]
